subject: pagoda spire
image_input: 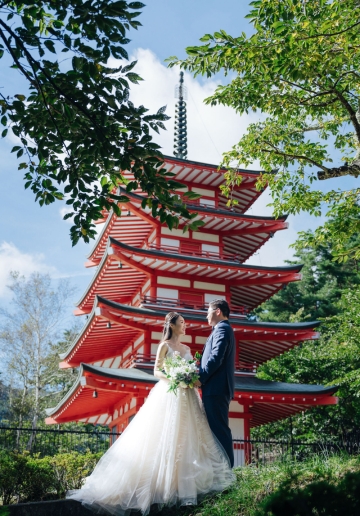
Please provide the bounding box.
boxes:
[174,71,188,159]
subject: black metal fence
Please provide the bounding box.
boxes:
[0,426,122,456]
[1,426,360,464]
[233,435,360,466]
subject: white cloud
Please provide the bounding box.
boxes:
[0,242,57,298]
[113,48,258,163]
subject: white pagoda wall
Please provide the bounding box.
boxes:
[229,401,246,467]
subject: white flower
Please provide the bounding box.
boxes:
[179,381,188,389]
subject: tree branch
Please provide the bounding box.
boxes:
[0,27,37,87]
[333,70,360,88]
[0,1,16,9]
[261,141,329,172]
[0,19,101,130]
[299,19,360,40]
[330,86,360,143]
[280,79,323,95]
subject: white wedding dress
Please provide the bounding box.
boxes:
[67,346,235,515]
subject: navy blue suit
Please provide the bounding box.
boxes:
[199,320,235,467]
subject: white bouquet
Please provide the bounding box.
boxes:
[163,352,200,395]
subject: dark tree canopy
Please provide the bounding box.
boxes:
[255,288,360,440]
[255,235,360,323]
[0,1,199,245]
[253,235,360,440]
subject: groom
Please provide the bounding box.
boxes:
[198,298,235,467]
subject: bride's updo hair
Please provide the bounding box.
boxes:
[162,312,181,342]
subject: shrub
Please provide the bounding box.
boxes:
[0,450,102,505]
[0,451,27,505]
[20,455,54,503]
[49,451,102,498]
[257,470,360,516]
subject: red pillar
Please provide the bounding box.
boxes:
[144,330,151,361]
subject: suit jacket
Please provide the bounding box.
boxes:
[199,320,235,398]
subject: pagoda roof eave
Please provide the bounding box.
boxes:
[60,303,97,360]
[161,155,268,177]
[45,363,337,426]
[45,363,157,420]
[76,237,302,313]
[184,204,288,223]
[75,245,110,309]
[108,237,303,273]
[118,187,288,223]
[45,366,84,417]
[87,209,114,260]
[82,363,158,384]
[96,295,320,331]
[234,376,337,396]
[61,296,320,369]
[55,363,337,397]
[61,298,146,365]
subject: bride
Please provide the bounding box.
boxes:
[67,312,235,515]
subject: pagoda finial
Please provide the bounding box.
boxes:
[174,71,188,159]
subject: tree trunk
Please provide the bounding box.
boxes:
[27,366,40,451]
[16,383,28,448]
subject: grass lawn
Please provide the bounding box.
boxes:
[157,454,360,516]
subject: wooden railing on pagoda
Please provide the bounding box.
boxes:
[148,242,242,262]
[140,296,249,317]
[120,351,256,376]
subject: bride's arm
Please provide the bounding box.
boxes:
[154,342,169,380]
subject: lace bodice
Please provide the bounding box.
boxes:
[155,342,193,373]
[166,344,193,361]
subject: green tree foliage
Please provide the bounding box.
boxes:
[0,375,10,421]
[255,288,360,439]
[170,0,360,261]
[0,272,76,429]
[252,238,360,439]
[40,327,81,411]
[0,1,199,245]
[255,237,360,322]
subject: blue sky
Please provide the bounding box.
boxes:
[0,1,357,323]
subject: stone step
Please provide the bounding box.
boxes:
[4,499,94,516]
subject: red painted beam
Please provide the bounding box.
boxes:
[96,307,149,332]
[107,247,152,277]
[237,331,319,341]
[229,411,253,419]
[234,393,338,405]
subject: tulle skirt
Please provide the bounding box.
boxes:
[67,379,235,515]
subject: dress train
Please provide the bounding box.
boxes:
[67,364,235,514]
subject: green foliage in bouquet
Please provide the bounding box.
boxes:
[163,354,199,395]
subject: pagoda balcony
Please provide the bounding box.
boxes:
[140,295,249,317]
[148,243,242,263]
[121,351,257,377]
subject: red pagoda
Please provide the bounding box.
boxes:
[46,76,337,466]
